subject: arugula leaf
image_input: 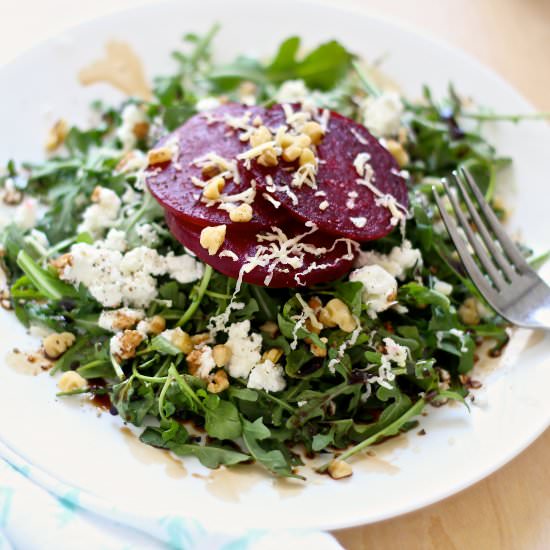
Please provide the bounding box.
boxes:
[203,394,242,440]
[140,426,249,468]
[17,251,78,301]
[242,417,299,478]
[149,335,182,356]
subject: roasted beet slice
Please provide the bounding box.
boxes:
[245,105,409,241]
[165,213,357,288]
[146,103,287,231]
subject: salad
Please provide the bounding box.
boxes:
[1,26,537,481]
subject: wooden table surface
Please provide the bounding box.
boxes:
[3,1,550,548]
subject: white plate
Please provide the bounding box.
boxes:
[1,0,549,533]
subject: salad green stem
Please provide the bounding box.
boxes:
[460,111,550,122]
[318,398,426,471]
[158,375,173,421]
[176,265,213,327]
[168,364,204,410]
[352,61,381,97]
[110,352,126,381]
[16,250,77,301]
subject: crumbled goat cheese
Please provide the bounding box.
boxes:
[116,103,147,152]
[110,332,124,357]
[59,243,203,308]
[102,229,127,252]
[122,185,142,204]
[14,198,39,229]
[98,308,145,332]
[433,279,453,296]
[196,346,217,379]
[78,187,121,237]
[136,223,159,246]
[224,320,263,379]
[164,253,205,284]
[349,264,398,318]
[362,91,403,137]
[355,240,421,280]
[247,360,286,392]
[383,337,408,367]
[196,97,222,111]
[275,80,309,103]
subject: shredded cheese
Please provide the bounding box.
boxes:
[219,250,239,261]
[327,317,362,374]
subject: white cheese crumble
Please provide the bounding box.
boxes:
[110,332,125,358]
[59,243,203,308]
[349,264,398,318]
[224,320,263,379]
[433,278,453,296]
[275,79,309,104]
[196,345,217,379]
[355,240,422,280]
[98,308,144,332]
[116,104,147,152]
[13,198,39,229]
[195,97,222,112]
[102,229,127,252]
[78,186,121,237]
[361,91,403,137]
[247,360,286,392]
[136,223,159,246]
[319,200,329,211]
[165,253,204,284]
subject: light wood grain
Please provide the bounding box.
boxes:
[2,2,549,549]
[336,428,550,549]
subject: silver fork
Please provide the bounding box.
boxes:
[433,168,550,330]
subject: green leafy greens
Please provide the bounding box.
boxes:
[2,25,535,480]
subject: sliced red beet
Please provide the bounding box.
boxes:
[165,213,357,288]
[244,105,409,241]
[146,103,287,231]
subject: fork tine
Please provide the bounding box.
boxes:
[452,171,517,282]
[440,178,507,291]
[460,167,531,273]
[433,186,497,302]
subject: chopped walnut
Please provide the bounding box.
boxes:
[58,371,88,392]
[207,370,230,394]
[43,332,76,359]
[327,459,353,480]
[262,348,283,364]
[45,119,69,152]
[113,330,143,360]
[50,253,73,274]
[212,344,232,367]
[259,321,279,338]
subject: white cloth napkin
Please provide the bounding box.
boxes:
[0,440,342,550]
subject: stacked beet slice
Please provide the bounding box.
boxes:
[146,103,408,288]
